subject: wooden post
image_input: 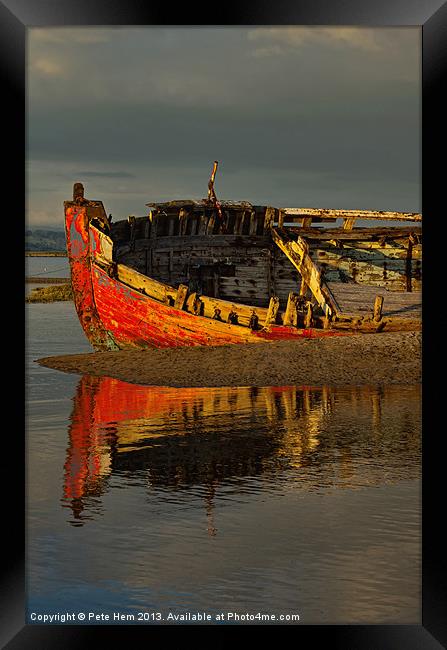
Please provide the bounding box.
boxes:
[179,208,188,236]
[186,292,202,315]
[168,215,175,236]
[304,302,313,328]
[128,215,136,250]
[198,213,208,235]
[235,211,244,235]
[263,207,276,234]
[206,212,215,235]
[266,249,274,297]
[373,295,384,321]
[265,296,280,325]
[249,210,257,235]
[284,292,299,326]
[278,209,285,229]
[73,182,84,201]
[299,280,307,297]
[174,284,188,310]
[169,249,173,282]
[144,216,150,239]
[150,213,158,240]
[343,216,356,231]
[226,210,232,232]
[193,294,202,315]
[301,216,312,229]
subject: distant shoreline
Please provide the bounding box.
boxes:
[26,277,68,284]
[25,251,67,257]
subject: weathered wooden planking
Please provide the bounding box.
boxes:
[332,270,420,292]
[285,227,421,241]
[108,213,422,334]
[219,278,269,290]
[111,215,422,245]
[309,240,421,291]
[90,225,114,263]
[339,241,421,258]
[194,294,269,326]
[119,247,269,267]
[114,261,272,326]
[327,282,421,319]
[145,199,254,210]
[94,267,269,348]
[282,208,422,222]
[129,234,273,251]
[117,264,178,303]
[314,246,422,262]
[316,259,420,277]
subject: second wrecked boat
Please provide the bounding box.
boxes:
[64,163,422,351]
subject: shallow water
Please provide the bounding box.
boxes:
[25,256,70,297]
[25,255,70,279]
[26,301,421,625]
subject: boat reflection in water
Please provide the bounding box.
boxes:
[62,376,420,529]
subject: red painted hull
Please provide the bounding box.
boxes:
[65,203,345,351]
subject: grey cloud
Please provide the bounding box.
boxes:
[28,95,419,181]
[26,26,421,225]
[75,171,136,178]
[27,27,419,111]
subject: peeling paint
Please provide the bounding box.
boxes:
[64,187,420,350]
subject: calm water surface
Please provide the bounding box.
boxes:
[25,255,70,278]
[26,301,421,625]
[25,256,70,297]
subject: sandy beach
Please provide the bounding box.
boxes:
[37,331,421,387]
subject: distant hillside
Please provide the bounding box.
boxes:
[25,229,66,251]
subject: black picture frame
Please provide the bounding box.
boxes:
[6,1,446,647]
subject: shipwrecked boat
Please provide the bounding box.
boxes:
[64,162,421,351]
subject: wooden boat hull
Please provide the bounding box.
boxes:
[65,183,421,351]
[65,203,344,351]
[92,264,347,349]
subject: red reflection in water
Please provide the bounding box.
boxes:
[62,377,418,528]
[62,376,316,526]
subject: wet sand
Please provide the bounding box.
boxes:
[37,331,421,387]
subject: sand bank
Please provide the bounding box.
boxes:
[26,284,72,303]
[37,331,421,388]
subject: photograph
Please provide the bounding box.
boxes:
[0,1,438,644]
[24,23,424,628]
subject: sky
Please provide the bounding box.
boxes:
[27,26,420,228]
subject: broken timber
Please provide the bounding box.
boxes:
[270,226,341,320]
[282,208,422,223]
[270,225,421,333]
